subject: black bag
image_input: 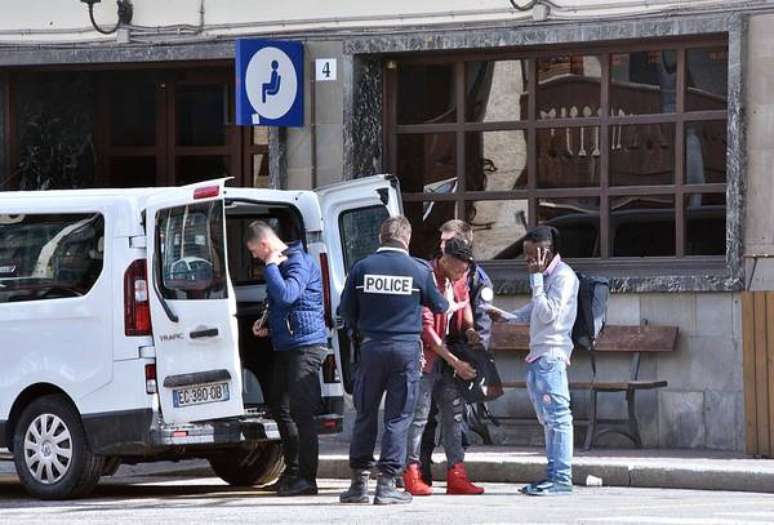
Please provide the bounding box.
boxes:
[447,341,504,403]
[571,273,609,352]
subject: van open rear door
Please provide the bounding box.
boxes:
[315,175,402,392]
[145,182,244,424]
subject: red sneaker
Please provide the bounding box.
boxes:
[402,463,433,496]
[446,463,485,495]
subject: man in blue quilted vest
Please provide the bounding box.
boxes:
[246,220,328,497]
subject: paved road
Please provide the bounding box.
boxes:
[2,473,774,524]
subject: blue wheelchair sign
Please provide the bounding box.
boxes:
[236,39,304,127]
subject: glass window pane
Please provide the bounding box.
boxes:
[0,213,104,302]
[396,133,457,193]
[686,121,726,184]
[466,130,528,191]
[611,195,675,257]
[610,124,675,186]
[177,84,226,146]
[539,197,600,258]
[537,126,600,188]
[252,153,270,188]
[253,126,269,146]
[109,157,156,188]
[537,55,601,120]
[466,60,529,122]
[686,193,725,256]
[611,50,677,115]
[110,77,156,147]
[158,201,227,300]
[340,205,390,273]
[404,200,455,260]
[397,63,456,125]
[176,156,229,186]
[465,199,528,260]
[686,47,728,111]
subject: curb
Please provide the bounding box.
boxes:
[316,455,774,494]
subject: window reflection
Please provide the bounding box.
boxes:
[610,124,675,186]
[685,193,725,255]
[611,195,675,257]
[611,50,677,115]
[466,60,529,122]
[465,199,528,260]
[465,131,528,191]
[686,48,728,111]
[537,55,601,120]
[397,64,456,125]
[397,133,457,193]
[537,126,601,188]
[685,121,726,184]
[404,200,455,260]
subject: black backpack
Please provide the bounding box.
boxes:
[571,273,609,353]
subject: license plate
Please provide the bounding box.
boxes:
[173,382,230,408]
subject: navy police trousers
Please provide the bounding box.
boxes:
[349,338,422,477]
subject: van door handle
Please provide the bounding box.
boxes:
[190,327,219,339]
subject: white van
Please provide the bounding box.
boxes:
[0,175,400,499]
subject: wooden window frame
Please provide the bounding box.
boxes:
[384,36,729,272]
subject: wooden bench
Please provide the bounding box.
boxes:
[489,323,678,450]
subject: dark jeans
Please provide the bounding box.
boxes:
[349,339,422,477]
[270,345,326,483]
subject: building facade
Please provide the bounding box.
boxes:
[1,0,773,452]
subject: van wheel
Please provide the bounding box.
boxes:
[208,442,284,487]
[13,395,105,500]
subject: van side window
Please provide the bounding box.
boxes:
[0,213,105,303]
[157,201,227,300]
[339,205,389,273]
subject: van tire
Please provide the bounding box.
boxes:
[12,395,105,500]
[208,441,284,487]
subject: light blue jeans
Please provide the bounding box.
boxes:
[527,355,573,486]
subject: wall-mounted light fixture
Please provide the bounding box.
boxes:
[80,0,133,35]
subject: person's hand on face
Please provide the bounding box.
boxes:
[527,246,550,274]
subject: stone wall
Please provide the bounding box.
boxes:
[485,292,744,451]
[745,13,774,291]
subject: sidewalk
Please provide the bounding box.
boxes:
[4,444,774,493]
[316,439,774,493]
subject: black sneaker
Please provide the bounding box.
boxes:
[278,478,318,497]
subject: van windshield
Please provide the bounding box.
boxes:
[0,213,104,302]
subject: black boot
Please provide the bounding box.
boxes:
[278,477,318,496]
[340,469,370,504]
[374,474,412,505]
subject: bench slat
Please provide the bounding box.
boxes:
[490,324,678,353]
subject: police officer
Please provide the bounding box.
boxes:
[338,216,454,505]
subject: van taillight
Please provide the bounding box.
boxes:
[319,252,333,328]
[322,354,339,383]
[193,185,220,199]
[125,259,152,336]
[145,363,157,394]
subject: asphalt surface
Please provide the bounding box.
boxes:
[2,473,774,525]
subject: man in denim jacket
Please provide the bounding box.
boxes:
[246,220,328,497]
[492,225,578,496]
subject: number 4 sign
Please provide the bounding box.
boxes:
[315,58,337,81]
